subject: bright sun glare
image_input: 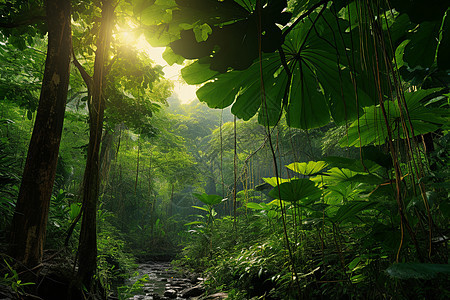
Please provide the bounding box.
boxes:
[119,31,198,104]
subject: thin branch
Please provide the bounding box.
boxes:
[72,46,93,91]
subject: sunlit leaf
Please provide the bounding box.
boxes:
[262,177,291,187]
[162,47,185,66]
[181,60,218,85]
[193,23,212,42]
[286,161,328,176]
[191,205,209,212]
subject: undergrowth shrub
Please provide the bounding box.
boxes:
[97,209,137,294]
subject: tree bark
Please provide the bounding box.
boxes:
[76,0,115,287]
[8,0,71,268]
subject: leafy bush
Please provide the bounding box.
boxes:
[97,209,137,294]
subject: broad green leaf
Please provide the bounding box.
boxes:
[348,257,361,270]
[262,177,292,187]
[246,202,265,210]
[181,60,218,85]
[268,199,282,207]
[404,21,440,68]
[304,50,371,124]
[196,70,243,109]
[137,0,176,26]
[344,174,384,185]
[331,201,377,224]
[193,192,223,205]
[340,89,448,147]
[395,40,409,69]
[162,47,185,66]
[69,203,81,220]
[144,24,182,47]
[231,79,265,121]
[182,12,375,129]
[286,161,328,176]
[193,23,212,42]
[184,221,204,226]
[322,182,364,205]
[386,263,450,280]
[324,156,380,173]
[268,179,321,202]
[196,53,282,119]
[192,205,209,212]
[386,13,413,45]
[257,69,287,126]
[323,167,360,182]
[286,61,330,129]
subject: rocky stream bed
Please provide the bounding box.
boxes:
[124,262,227,300]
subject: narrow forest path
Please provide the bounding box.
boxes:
[123,262,226,300]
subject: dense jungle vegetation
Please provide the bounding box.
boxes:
[0,0,449,299]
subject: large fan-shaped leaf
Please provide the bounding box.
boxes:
[286,161,328,176]
[340,89,448,147]
[324,156,380,173]
[186,11,377,129]
[268,179,321,202]
[286,60,330,129]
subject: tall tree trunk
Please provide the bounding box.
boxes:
[8,0,71,268]
[77,0,114,287]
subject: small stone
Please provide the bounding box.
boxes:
[180,284,205,298]
[203,292,228,300]
[153,294,161,300]
[189,275,198,284]
[164,289,177,298]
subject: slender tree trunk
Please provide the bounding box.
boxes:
[8,0,71,268]
[135,136,140,193]
[77,0,114,287]
[99,129,116,195]
[151,198,156,237]
[169,183,174,217]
